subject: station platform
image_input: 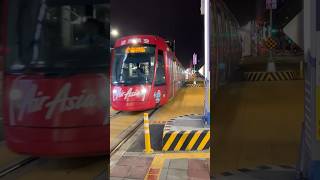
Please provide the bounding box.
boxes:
[150,87,204,125]
[110,152,210,180]
[212,80,304,175]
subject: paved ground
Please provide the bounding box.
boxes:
[158,158,210,180]
[110,153,210,180]
[110,155,153,179]
[211,80,304,175]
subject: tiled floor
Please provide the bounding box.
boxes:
[110,155,210,180]
[159,159,210,180]
[110,156,153,179]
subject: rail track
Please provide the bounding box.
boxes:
[110,108,159,156]
[0,156,38,178]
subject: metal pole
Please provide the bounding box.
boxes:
[193,64,196,84]
[267,7,276,72]
[204,0,210,125]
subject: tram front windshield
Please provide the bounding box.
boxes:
[5,0,109,74]
[112,45,156,86]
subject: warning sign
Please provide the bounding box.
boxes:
[264,37,277,49]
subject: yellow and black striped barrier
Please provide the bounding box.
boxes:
[162,130,210,152]
[244,71,297,81]
[185,83,204,87]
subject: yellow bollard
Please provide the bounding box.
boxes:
[144,113,153,153]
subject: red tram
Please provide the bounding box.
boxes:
[1,0,109,156]
[111,35,185,111]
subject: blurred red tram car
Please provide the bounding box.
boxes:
[111,35,185,111]
[1,0,110,157]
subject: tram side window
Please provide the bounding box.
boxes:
[155,50,166,86]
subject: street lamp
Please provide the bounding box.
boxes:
[111,29,119,38]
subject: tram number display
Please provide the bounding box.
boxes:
[126,47,146,53]
[120,38,150,46]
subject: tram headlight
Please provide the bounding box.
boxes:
[141,87,147,95]
[131,39,138,44]
[10,89,23,100]
[112,89,117,94]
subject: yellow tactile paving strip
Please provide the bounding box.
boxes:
[150,87,204,124]
[144,152,210,180]
[212,81,304,174]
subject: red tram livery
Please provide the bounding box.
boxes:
[1,0,109,156]
[111,35,185,111]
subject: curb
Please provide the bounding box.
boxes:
[162,114,210,152]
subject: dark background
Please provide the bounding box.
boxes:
[111,0,204,68]
[224,0,302,28]
[111,0,302,68]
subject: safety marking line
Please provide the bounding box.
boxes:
[197,131,210,150]
[186,131,202,151]
[144,152,210,180]
[162,131,178,151]
[212,164,295,178]
[174,131,190,151]
[162,130,210,151]
[185,84,204,87]
[244,71,297,81]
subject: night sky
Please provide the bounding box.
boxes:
[111,0,301,68]
[111,0,204,68]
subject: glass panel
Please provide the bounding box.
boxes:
[112,45,156,85]
[155,50,166,86]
